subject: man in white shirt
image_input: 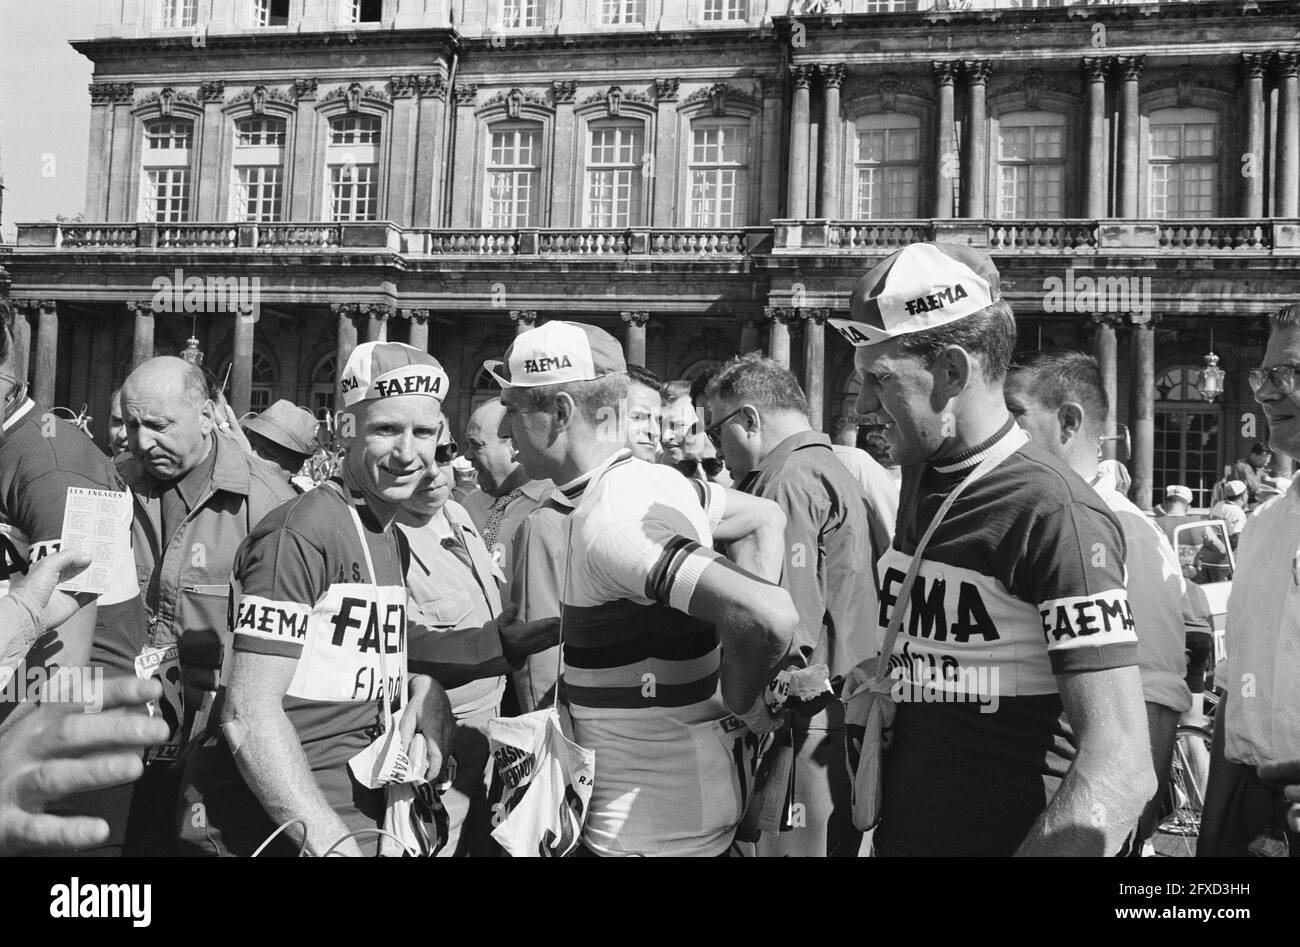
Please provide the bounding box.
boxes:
[487,321,798,856]
[1005,350,1193,852]
[1209,480,1249,550]
[1201,304,1300,856]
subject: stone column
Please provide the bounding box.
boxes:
[621,311,649,367]
[1082,57,1109,219]
[787,65,815,219]
[1130,316,1156,511]
[802,308,828,431]
[1117,56,1143,218]
[404,309,430,352]
[933,61,959,219]
[10,300,32,385]
[758,76,783,225]
[416,75,450,227]
[387,76,419,227]
[367,304,390,343]
[1278,51,1300,217]
[278,315,301,405]
[961,61,991,219]
[289,78,320,221]
[509,310,538,335]
[739,316,761,355]
[818,64,846,218]
[195,81,227,220]
[31,301,58,407]
[650,78,680,227]
[332,304,359,408]
[126,300,155,370]
[764,307,792,368]
[231,310,256,418]
[88,320,115,446]
[1243,54,1267,218]
[1091,314,1119,461]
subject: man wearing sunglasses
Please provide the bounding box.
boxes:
[830,243,1154,857]
[703,356,884,857]
[0,306,151,855]
[399,427,559,855]
[1200,305,1300,857]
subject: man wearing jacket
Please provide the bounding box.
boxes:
[117,355,294,854]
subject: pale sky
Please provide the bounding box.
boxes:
[0,0,98,240]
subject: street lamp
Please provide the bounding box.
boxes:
[1196,326,1225,402]
[180,316,203,367]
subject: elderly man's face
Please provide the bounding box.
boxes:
[853,340,949,467]
[500,387,560,481]
[1256,325,1300,461]
[660,395,697,464]
[122,377,214,481]
[463,401,518,495]
[342,394,443,512]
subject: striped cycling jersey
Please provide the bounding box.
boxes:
[874,419,1140,857]
[558,449,743,857]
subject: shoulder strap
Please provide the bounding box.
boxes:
[872,428,1024,687]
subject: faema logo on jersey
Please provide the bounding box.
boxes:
[1038,590,1136,645]
[903,283,968,316]
[234,595,310,642]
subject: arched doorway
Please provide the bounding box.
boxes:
[1154,365,1224,509]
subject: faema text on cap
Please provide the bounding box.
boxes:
[339,341,449,408]
[1165,485,1193,504]
[828,242,1001,347]
[483,320,626,388]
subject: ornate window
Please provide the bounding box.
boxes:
[996,111,1065,219]
[347,0,384,23]
[702,0,746,20]
[231,117,286,222]
[251,0,290,27]
[585,121,645,227]
[688,121,749,227]
[1149,107,1218,218]
[600,0,645,25]
[326,116,381,222]
[502,0,541,27]
[855,113,920,219]
[485,122,542,227]
[157,0,197,29]
[139,119,193,223]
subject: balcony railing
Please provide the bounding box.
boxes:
[12,219,1300,257]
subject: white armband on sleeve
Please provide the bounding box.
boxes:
[645,537,722,613]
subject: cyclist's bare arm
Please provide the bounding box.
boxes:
[1016,664,1156,856]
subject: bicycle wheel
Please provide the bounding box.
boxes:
[1152,724,1213,857]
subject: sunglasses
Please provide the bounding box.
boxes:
[1247,362,1300,395]
[434,439,458,465]
[0,371,29,414]
[675,457,725,479]
[705,406,746,449]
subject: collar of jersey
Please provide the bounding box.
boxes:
[556,448,633,505]
[1,398,35,435]
[930,416,1023,475]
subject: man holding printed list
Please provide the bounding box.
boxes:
[830,243,1155,856]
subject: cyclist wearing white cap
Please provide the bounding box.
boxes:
[489,321,799,856]
[830,242,1155,856]
[201,342,456,857]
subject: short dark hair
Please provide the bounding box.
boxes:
[627,364,667,399]
[705,352,809,416]
[895,298,1017,385]
[1250,442,1270,457]
[525,373,630,424]
[1010,349,1108,434]
[689,371,714,405]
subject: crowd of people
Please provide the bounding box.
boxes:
[1,240,1298,857]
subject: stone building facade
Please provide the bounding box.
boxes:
[4,0,1300,509]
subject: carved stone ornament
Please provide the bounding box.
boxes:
[552,80,577,104]
[453,83,479,107]
[654,77,679,102]
[229,84,294,112]
[89,82,135,106]
[138,87,201,115]
[684,83,756,117]
[293,77,319,101]
[390,75,419,98]
[200,80,225,103]
[323,82,391,111]
[417,75,448,100]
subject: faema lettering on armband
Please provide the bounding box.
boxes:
[1038,589,1137,647]
[233,595,311,641]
